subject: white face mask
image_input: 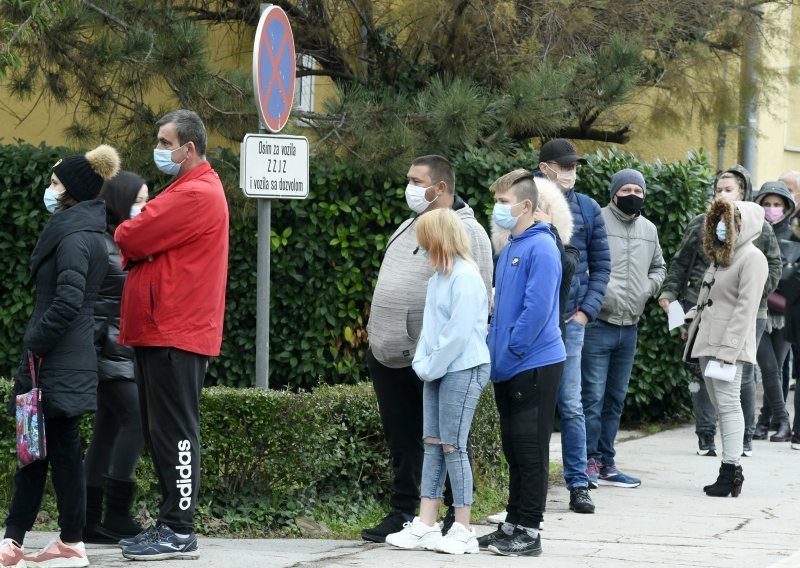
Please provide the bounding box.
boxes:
[130,205,143,218]
[405,184,438,214]
[544,164,577,191]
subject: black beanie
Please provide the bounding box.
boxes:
[53,144,121,202]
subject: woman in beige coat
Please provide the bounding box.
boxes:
[684,199,768,497]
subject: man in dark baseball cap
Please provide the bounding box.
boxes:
[537,138,610,515]
[539,139,588,166]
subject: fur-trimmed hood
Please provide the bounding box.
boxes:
[490,176,574,255]
[704,199,764,267]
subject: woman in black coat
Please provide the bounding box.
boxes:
[83,172,148,543]
[1,145,119,568]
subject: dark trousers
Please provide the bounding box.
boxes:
[135,347,206,533]
[367,350,467,514]
[756,328,791,426]
[85,380,145,486]
[494,362,563,528]
[5,415,85,544]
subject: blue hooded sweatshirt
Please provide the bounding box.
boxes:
[488,223,566,382]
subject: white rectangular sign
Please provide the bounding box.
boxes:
[240,133,309,199]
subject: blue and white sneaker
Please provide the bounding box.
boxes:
[122,524,199,560]
[119,521,163,549]
[597,465,641,488]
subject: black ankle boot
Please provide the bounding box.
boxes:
[94,477,142,540]
[770,422,792,442]
[752,420,770,440]
[703,462,744,497]
[83,485,116,544]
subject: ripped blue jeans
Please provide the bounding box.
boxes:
[420,364,490,507]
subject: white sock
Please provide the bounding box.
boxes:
[173,532,190,539]
[500,522,515,535]
[520,526,539,539]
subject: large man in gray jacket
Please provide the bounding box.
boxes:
[362,155,493,543]
[581,169,665,488]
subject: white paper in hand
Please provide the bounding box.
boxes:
[704,360,736,382]
[667,301,686,331]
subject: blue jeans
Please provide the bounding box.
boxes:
[581,320,637,467]
[558,320,589,490]
[421,364,489,507]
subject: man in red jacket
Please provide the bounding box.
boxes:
[114,109,229,561]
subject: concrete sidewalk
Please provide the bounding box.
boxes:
[22,424,800,567]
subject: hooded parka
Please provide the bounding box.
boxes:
[684,200,768,365]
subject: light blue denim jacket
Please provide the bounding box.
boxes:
[412,257,490,381]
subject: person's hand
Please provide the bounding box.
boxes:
[659,298,670,313]
[534,205,553,224]
[573,311,589,326]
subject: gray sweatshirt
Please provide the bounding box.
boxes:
[367,199,493,368]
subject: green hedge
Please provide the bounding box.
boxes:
[0,141,713,420]
[0,378,503,533]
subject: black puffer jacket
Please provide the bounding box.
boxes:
[12,200,109,418]
[94,233,134,381]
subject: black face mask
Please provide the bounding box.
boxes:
[616,194,644,215]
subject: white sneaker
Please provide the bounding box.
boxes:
[433,522,478,554]
[385,517,442,550]
[487,511,507,524]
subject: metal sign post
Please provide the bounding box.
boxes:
[245,3,306,388]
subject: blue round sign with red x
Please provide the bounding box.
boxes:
[252,7,296,133]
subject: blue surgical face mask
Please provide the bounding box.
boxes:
[493,201,524,230]
[43,187,60,213]
[153,143,187,176]
[418,246,429,258]
[716,220,727,242]
[130,205,143,218]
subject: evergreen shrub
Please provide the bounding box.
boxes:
[1,141,714,421]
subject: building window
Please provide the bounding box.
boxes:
[295,54,315,122]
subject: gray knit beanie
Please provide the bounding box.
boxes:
[610,168,646,199]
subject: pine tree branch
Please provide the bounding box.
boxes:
[79,0,130,31]
[550,125,632,144]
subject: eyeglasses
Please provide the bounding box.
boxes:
[546,162,581,174]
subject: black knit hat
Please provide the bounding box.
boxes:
[539,139,588,165]
[53,144,121,202]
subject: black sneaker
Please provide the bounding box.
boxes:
[121,524,199,560]
[791,433,800,451]
[118,522,162,549]
[697,433,717,456]
[441,506,455,536]
[477,523,513,550]
[569,487,595,514]
[488,529,542,557]
[361,511,410,543]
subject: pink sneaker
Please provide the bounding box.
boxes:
[24,539,88,567]
[0,538,24,567]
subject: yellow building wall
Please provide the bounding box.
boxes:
[754,1,800,186]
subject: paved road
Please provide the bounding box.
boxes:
[20,423,800,567]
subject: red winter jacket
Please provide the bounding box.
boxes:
[116,161,229,356]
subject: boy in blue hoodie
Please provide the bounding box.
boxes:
[480,170,566,557]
